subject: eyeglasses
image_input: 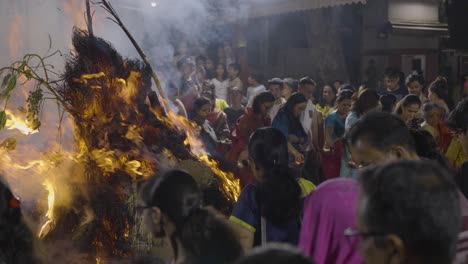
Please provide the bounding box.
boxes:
[344,227,386,240]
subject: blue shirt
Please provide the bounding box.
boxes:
[325,111,346,141]
[230,180,314,246]
[272,110,307,152]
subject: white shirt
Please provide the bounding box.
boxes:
[301,100,317,150]
[269,98,286,121]
[246,85,267,106]
[211,78,229,101]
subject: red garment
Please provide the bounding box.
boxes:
[322,141,343,180]
[227,107,271,166]
[179,87,199,114]
[438,122,451,153]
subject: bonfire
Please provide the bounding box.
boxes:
[0,0,239,262]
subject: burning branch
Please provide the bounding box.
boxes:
[98,0,169,113]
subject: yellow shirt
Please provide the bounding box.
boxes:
[315,104,333,118]
[446,139,468,169]
[215,98,229,111]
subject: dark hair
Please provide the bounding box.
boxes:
[429,76,452,109]
[410,129,451,170]
[345,111,416,153]
[216,63,228,80]
[283,78,298,93]
[196,55,206,64]
[0,177,40,263]
[234,243,314,264]
[141,170,242,263]
[268,78,284,89]
[249,73,264,84]
[248,128,302,225]
[252,92,275,114]
[336,89,354,104]
[380,94,397,113]
[280,93,308,136]
[405,72,424,87]
[359,161,461,264]
[339,84,356,93]
[228,63,241,75]
[299,77,316,87]
[319,85,337,108]
[421,102,442,120]
[193,97,212,116]
[394,94,421,115]
[446,98,468,132]
[384,67,400,79]
[352,89,380,117]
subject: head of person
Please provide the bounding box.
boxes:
[380,94,397,113]
[338,84,356,94]
[421,102,442,128]
[406,73,424,96]
[235,243,314,264]
[352,89,380,117]
[268,78,284,100]
[0,177,39,264]
[298,77,317,102]
[384,68,401,91]
[205,58,214,71]
[177,57,195,79]
[357,161,461,264]
[284,93,308,118]
[333,80,343,91]
[248,128,301,225]
[252,92,275,116]
[227,63,241,79]
[428,76,450,105]
[196,66,207,83]
[141,170,242,264]
[216,63,228,80]
[446,98,468,152]
[300,179,362,264]
[282,78,298,99]
[394,94,421,123]
[196,55,206,68]
[229,87,243,106]
[345,112,419,169]
[248,73,264,87]
[335,90,354,116]
[193,97,212,121]
[321,85,337,106]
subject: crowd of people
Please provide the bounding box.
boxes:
[1,44,468,264]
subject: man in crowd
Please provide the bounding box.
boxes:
[246,73,266,106]
[345,111,468,262]
[355,160,461,264]
[378,68,408,101]
[228,63,244,95]
[268,78,286,121]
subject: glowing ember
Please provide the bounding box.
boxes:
[38,180,56,239]
[5,110,39,135]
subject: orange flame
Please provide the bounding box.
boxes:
[5,110,39,135]
[38,181,56,238]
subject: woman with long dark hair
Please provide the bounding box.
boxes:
[428,76,452,113]
[316,85,337,118]
[230,128,314,251]
[272,93,308,164]
[141,170,242,264]
[394,94,422,129]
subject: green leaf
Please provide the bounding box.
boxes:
[2,75,16,98]
[1,73,12,88]
[0,111,6,130]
